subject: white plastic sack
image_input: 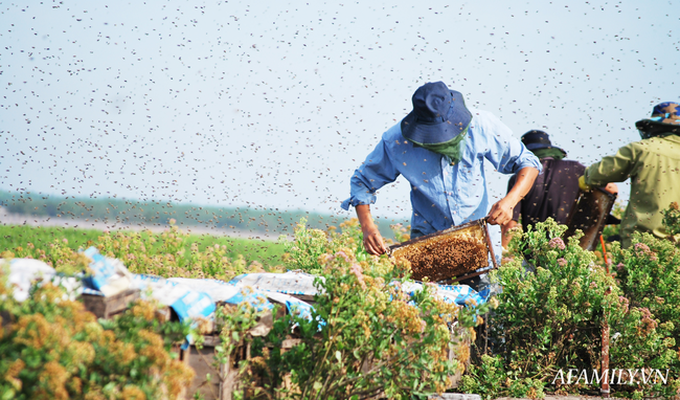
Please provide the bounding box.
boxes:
[3,258,55,302]
[228,270,321,297]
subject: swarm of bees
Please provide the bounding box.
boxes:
[392,232,488,282]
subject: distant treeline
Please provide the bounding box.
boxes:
[0,190,407,239]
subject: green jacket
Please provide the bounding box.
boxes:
[585,134,680,248]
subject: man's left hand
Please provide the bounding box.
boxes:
[487,197,515,226]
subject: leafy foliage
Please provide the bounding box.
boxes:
[0,262,195,400]
[606,232,680,398]
[0,222,284,281]
[460,354,545,400]
[491,219,625,386]
[226,218,488,399]
[463,219,680,399]
[662,201,680,237]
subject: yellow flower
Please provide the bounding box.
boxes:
[131,300,157,321]
[68,341,96,368]
[121,385,147,400]
[4,359,25,391]
[36,361,69,400]
[67,376,83,394]
[164,360,195,397]
[138,329,170,366]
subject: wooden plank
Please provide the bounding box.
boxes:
[281,338,302,350]
[81,288,140,319]
[187,345,220,400]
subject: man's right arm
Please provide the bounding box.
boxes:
[584,143,636,187]
[340,135,400,255]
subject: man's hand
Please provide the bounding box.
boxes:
[355,204,388,255]
[487,197,516,226]
[362,225,388,255]
[604,182,618,194]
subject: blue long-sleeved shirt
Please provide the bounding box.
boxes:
[341,109,542,238]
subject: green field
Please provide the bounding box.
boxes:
[0,189,408,240]
[0,224,287,273]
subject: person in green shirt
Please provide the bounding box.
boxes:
[580,102,680,248]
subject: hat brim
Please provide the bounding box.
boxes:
[636,118,680,137]
[526,143,567,157]
[401,90,472,144]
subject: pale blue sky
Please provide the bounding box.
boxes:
[2,0,679,223]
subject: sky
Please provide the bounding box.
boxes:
[1,0,679,225]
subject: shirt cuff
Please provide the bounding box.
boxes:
[522,156,543,174]
[509,153,542,175]
[340,194,376,210]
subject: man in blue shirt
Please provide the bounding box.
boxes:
[341,82,541,263]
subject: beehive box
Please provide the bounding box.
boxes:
[81,288,140,319]
[389,219,496,282]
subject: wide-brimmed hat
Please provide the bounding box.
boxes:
[651,102,680,120]
[521,130,567,157]
[401,82,472,144]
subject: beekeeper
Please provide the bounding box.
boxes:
[341,81,541,266]
[580,101,680,248]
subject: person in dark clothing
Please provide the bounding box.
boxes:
[501,130,617,247]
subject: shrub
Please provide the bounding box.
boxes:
[96,224,277,280]
[610,232,680,340]
[0,223,281,281]
[0,261,195,400]
[283,218,380,275]
[489,219,626,389]
[464,219,680,399]
[226,218,488,399]
[460,354,545,400]
[607,232,680,398]
[662,202,680,238]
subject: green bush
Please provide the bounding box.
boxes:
[662,202,680,237]
[607,232,680,398]
[610,232,680,341]
[464,218,680,399]
[460,354,545,400]
[489,219,625,391]
[0,261,195,400]
[222,218,488,399]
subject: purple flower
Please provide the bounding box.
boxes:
[548,237,566,250]
[350,263,366,288]
[634,242,651,254]
[557,258,567,267]
[634,242,648,250]
[336,251,350,262]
